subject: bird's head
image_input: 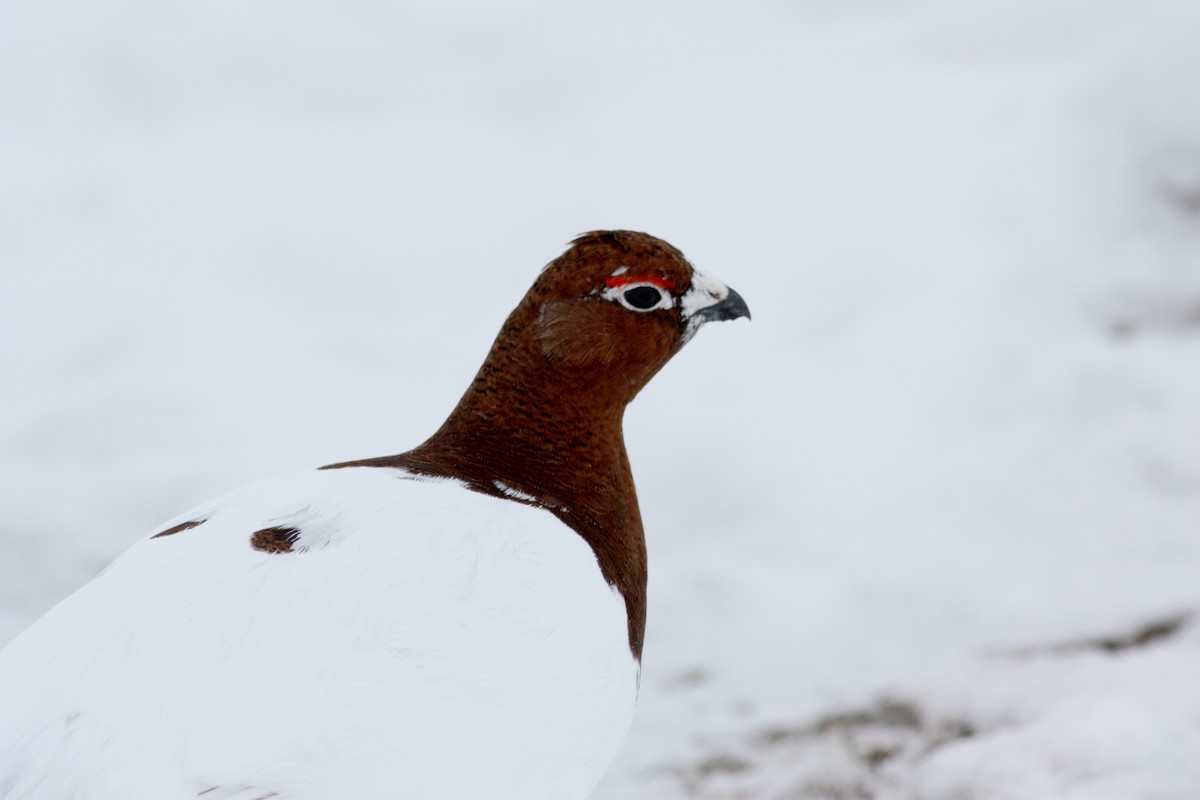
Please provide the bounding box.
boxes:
[518,230,750,401]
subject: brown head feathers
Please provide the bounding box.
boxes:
[324,230,749,658]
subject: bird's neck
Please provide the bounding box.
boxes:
[421,358,635,500]
[322,315,649,658]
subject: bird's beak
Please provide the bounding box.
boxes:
[695,287,751,323]
[686,271,748,343]
[680,270,751,340]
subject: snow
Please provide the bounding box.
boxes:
[1,1,1198,797]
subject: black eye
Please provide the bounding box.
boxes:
[623,285,663,310]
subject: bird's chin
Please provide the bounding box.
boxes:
[680,316,705,346]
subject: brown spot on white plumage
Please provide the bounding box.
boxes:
[249,526,302,554]
[150,519,207,539]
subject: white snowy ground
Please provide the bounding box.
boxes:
[2,1,1199,797]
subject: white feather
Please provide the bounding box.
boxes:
[0,467,637,799]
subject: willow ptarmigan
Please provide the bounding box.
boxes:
[0,230,749,800]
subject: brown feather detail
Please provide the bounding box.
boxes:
[537,301,621,365]
[150,519,207,539]
[537,300,672,367]
[249,526,302,554]
[323,231,706,660]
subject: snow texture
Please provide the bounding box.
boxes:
[1,1,1198,798]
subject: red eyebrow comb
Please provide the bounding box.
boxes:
[605,274,677,292]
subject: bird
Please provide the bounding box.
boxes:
[0,230,750,800]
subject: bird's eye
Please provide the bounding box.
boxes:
[602,276,675,312]
[623,286,663,310]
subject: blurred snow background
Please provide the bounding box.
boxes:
[2,0,1199,797]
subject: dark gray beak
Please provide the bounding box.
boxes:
[696,287,751,323]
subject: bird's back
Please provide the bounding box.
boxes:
[0,467,637,799]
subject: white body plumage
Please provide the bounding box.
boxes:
[0,467,638,800]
